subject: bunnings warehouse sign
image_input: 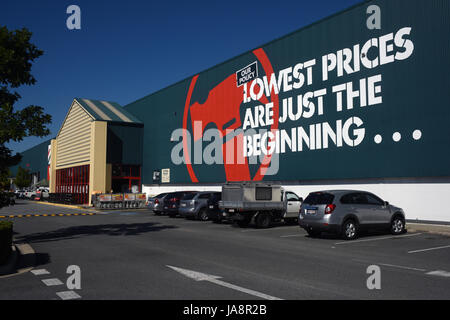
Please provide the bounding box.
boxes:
[125,0,450,184]
[239,27,412,156]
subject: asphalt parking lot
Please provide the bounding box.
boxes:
[1,200,449,300]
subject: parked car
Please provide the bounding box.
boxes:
[163,191,198,217]
[206,192,225,223]
[298,190,406,240]
[24,187,49,200]
[179,191,221,221]
[24,189,35,199]
[147,193,169,215]
[14,190,26,199]
[35,187,49,201]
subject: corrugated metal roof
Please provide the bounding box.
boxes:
[74,98,142,124]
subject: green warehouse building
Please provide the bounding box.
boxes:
[10,0,450,222]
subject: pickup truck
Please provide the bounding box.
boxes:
[219,182,303,228]
[25,187,49,200]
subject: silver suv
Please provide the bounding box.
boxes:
[299,190,406,240]
[179,191,221,221]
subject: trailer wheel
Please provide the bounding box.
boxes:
[256,212,271,229]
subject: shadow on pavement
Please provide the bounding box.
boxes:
[15,222,178,244]
[307,229,399,241]
[17,252,51,270]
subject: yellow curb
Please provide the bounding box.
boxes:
[0,213,96,219]
[33,201,100,213]
[35,201,84,209]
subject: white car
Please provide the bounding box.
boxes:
[25,187,49,200]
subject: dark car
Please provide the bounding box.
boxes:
[147,192,169,215]
[179,191,221,221]
[14,190,26,199]
[163,191,198,217]
[205,192,225,223]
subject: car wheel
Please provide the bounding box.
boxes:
[255,213,271,229]
[342,219,358,240]
[391,215,405,235]
[154,211,161,216]
[198,209,209,221]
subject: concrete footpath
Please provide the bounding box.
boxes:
[407,222,450,237]
[0,243,34,278]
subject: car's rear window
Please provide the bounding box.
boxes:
[182,193,197,200]
[303,192,335,205]
[156,193,168,199]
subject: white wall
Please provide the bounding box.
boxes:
[143,185,221,197]
[285,183,450,222]
[143,183,450,223]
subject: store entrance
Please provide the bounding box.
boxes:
[111,164,141,193]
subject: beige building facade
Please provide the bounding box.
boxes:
[48,98,143,205]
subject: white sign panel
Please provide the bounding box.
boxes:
[161,169,170,183]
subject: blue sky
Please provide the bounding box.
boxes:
[1,0,362,153]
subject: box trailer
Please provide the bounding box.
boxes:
[219,182,303,228]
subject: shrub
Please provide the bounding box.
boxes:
[0,221,13,265]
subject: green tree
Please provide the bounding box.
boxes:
[0,26,51,206]
[14,166,30,189]
[0,168,10,190]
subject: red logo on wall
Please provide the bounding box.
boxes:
[182,48,279,182]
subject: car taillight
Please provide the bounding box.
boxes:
[325,204,336,214]
[155,199,159,204]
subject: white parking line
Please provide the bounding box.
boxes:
[41,278,64,286]
[426,270,450,278]
[352,259,427,272]
[241,226,298,233]
[335,233,423,245]
[280,234,302,238]
[56,291,81,300]
[31,269,50,275]
[378,263,427,272]
[408,245,450,254]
